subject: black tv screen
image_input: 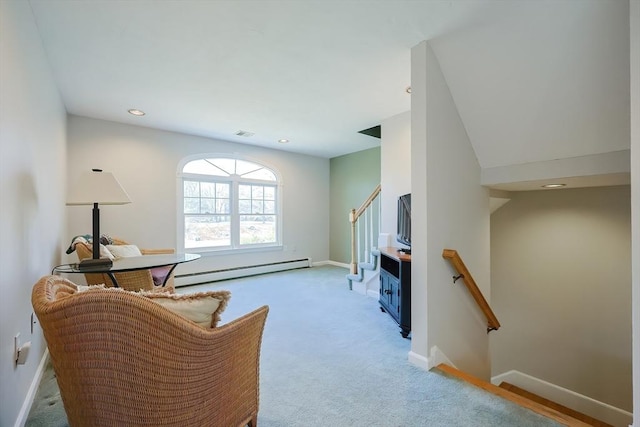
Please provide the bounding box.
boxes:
[396,193,411,247]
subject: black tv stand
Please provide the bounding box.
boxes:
[379,247,411,338]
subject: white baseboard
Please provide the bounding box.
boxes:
[491,370,632,427]
[319,260,349,269]
[408,350,430,371]
[409,346,457,372]
[14,349,49,427]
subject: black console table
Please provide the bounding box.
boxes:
[379,247,411,338]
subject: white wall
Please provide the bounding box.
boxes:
[0,1,67,425]
[65,116,330,278]
[490,186,632,412]
[630,0,639,424]
[411,41,491,379]
[380,111,411,242]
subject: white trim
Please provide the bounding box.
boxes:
[408,350,430,370]
[491,370,633,427]
[189,244,283,256]
[428,345,456,370]
[15,349,49,427]
[176,154,284,253]
[319,260,349,269]
[409,346,456,372]
[175,258,311,286]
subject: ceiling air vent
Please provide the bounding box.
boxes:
[235,130,255,137]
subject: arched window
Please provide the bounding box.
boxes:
[178,156,281,252]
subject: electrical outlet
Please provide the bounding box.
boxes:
[14,333,31,365]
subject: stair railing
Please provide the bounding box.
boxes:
[349,184,382,275]
[442,249,500,333]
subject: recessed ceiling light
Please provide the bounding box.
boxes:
[128,109,145,116]
[278,139,289,144]
[541,183,566,188]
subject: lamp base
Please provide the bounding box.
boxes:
[78,258,113,270]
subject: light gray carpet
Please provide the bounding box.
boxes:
[26,265,560,426]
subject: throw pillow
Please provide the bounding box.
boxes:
[140,290,231,328]
[70,285,230,328]
[106,244,142,259]
[150,265,173,286]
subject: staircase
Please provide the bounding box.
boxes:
[433,364,614,427]
[346,184,382,292]
[346,247,380,290]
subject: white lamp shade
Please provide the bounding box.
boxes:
[67,170,131,206]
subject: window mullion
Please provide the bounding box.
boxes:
[231,180,240,248]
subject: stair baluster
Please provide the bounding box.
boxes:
[347,185,382,289]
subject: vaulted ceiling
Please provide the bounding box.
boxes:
[29,0,630,189]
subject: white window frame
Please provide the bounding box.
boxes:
[177,154,283,254]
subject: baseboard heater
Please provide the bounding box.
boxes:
[174,258,312,287]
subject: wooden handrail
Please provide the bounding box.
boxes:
[349,184,382,275]
[442,249,500,333]
[350,184,381,224]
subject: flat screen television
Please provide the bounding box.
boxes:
[396,193,411,249]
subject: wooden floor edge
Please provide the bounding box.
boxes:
[434,364,591,427]
[499,382,614,427]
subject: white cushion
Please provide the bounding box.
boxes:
[106,244,142,259]
[99,244,115,260]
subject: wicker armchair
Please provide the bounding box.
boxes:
[32,275,269,427]
[75,237,175,291]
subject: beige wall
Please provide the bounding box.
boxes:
[0,1,67,425]
[66,115,331,277]
[629,0,639,422]
[490,186,632,411]
[380,111,411,243]
[411,41,491,378]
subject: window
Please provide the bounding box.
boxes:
[179,157,281,252]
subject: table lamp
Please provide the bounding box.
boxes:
[66,169,131,268]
